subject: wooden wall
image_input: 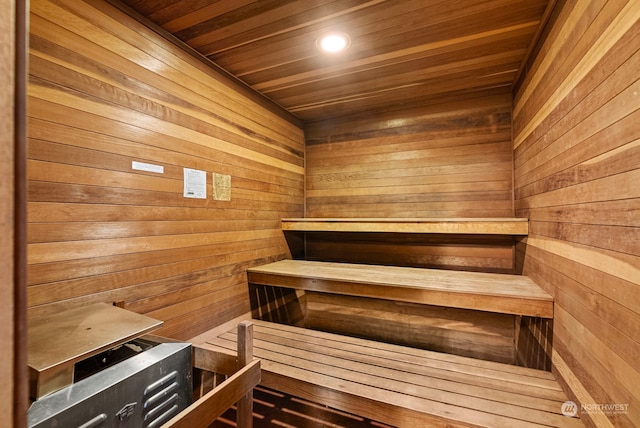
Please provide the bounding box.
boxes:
[2,0,27,425]
[26,0,304,340]
[305,91,514,218]
[513,0,639,426]
[304,293,517,364]
[303,91,517,273]
[0,0,16,419]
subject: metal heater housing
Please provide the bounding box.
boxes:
[28,342,192,428]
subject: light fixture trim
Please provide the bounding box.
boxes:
[317,32,351,53]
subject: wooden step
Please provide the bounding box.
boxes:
[247,260,554,318]
[197,318,582,428]
[281,217,529,235]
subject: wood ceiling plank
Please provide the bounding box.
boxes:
[212,0,542,73]
[260,49,525,101]
[232,23,536,89]
[118,0,552,122]
[159,0,255,29]
[282,65,519,114]
[183,0,348,49]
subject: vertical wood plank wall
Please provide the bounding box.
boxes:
[303,92,518,273]
[26,0,305,340]
[513,0,639,426]
[1,0,17,424]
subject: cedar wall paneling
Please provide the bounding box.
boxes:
[2,0,24,424]
[514,0,639,426]
[27,0,304,340]
[304,91,517,273]
[303,293,517,364]
[0,4,15,423]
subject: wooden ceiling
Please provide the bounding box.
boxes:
[119,0,551,123]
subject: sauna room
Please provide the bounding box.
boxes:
[2,0,638,427]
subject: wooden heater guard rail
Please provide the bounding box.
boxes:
[164,321,260,428]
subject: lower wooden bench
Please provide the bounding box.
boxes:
[194,317,583,428]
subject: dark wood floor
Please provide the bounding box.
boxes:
[212,385,396,428]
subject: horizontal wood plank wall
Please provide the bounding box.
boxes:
[304,292,516,364]
[513,0,639,426]
[300,232,516,273]
[26,0,304,340]
[304,92,517,272]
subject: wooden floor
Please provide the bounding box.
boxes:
[194,318,583,428]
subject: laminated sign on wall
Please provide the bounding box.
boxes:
[183,168,206,199]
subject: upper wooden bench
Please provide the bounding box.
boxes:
[247,260,553,318]
[196,317,582,428]
[281,217,529,235]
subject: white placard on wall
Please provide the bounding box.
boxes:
[183,168,206,199]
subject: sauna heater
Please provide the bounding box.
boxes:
[27,338,193,428]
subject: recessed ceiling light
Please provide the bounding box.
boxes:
[317,32,350,53]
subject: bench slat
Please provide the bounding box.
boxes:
[281,217,529,235]
[247,260,554,318]
[201,319,581,428]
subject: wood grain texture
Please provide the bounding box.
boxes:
[118,0,550,122]
[303,92,515,217]
[1,0,17,423]
[0,26,14,422]
[166,326,261,428]
[513,0,639,426]
[303,92,518,272]
[27,0,304,339]
[2,0,28,425]
[281,217,528,234]
[304,292,517,364]
[165,359,260,428]
[516,316,553,371]
[247,260,553,318]
[198,318,583,428]
[27,303,163,399]
[302,232,517,273]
